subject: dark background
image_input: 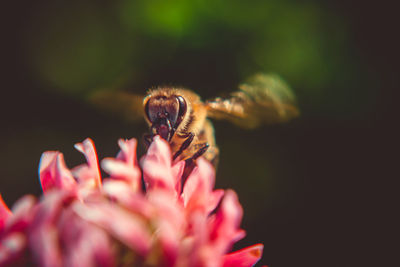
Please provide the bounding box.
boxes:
[0,1,396,266]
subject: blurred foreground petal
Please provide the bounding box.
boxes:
[222,244,264,267]
[0,136,264,266]
[0,195,11,231]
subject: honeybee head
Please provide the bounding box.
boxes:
[144,91,187,141]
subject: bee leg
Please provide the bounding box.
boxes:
[191,143,210,161]
[142,133,152,149]
[173,132,194,160]
[181,143,209,188]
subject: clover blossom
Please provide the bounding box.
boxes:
[0,136,263,267]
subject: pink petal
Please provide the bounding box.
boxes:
[101,138,141,189]
[147,190,185,234]
[144,136,172,167]
[183,158,224,215]
[73,138,101,188]
[0,232,27,266]
[116,138,138,166]
[0,195,11,231]
[182,158,216,203]
[73,201,152,256]
[30,227,62,267]
[39,152,77,193]
[172,161,185,194]
[222,244,264,267]
[4,195,36,234]
[141,136,180,193]
[147,190,185,267]
[208,190,246,253]
[179,211,210,267]
[29,191,75,267]
[67,227,114,267]
[102,180,153,218]
[101,158,141,191]
[58,209,115,267]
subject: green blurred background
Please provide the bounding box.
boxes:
[0,0,396,266]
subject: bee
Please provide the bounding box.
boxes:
[90,73,299,174]
[142,88,219,167]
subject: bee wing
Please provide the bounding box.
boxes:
[89,90,144,122]
[206,73,299,128]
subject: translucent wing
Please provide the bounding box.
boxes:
[89,90,144,122]
[206,73,299,128]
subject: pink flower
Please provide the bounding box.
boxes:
[0,136,263,267]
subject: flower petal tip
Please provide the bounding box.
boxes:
[38,152,76,193]
[0,194,12,230]
[223,244,264,267]
[73,138,102,188]
[117,138,138,164]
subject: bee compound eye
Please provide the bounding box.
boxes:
[172,95,187,129]
[144,99,151,122]
[176,96,187,118]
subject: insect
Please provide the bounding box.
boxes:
[90,73,299,173]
